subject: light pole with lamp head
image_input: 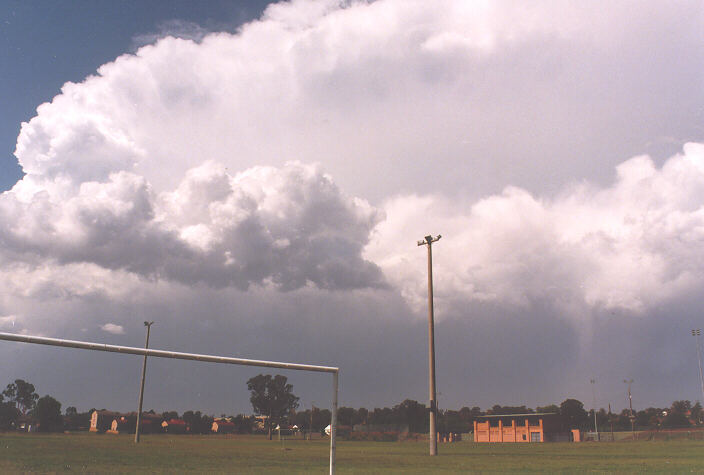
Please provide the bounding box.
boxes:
[623,379,634,439]
[418,234,441,456]
[692,329,704,405]
[590,379,599,441]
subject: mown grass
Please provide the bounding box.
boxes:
[1,432,703,473]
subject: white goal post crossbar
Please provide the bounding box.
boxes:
[0,331,339,474]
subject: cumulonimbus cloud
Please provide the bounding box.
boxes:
[367,143,704,315]
[2,0,704,313]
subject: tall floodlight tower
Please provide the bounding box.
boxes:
[692,329,704,404]
[418,234,441,456]
[135,321,154,443]
[623,379,634,438]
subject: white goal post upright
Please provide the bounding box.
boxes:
[0,332,340,475]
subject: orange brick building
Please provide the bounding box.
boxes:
[474,413,563,443]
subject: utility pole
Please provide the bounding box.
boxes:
[135,321,154,443]
[692,329,704,404]
[418,234,441,456]
[623,379,634,439]
[590,378,599,441]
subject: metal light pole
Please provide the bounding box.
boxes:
[418,234,441,456]
[135,321,154,443]
[590,379,599,441]
[623,379,634,439]
[692,329,704,404]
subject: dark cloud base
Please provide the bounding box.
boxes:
[3,284,698,415]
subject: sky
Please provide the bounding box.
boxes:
[2,0,704,417]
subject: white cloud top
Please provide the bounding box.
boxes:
[3,0,704,314]
[368,143,704,314]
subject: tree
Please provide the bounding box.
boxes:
[671,400,691,415]
[536,404,560,414]
[182,410,212,434]
[355,408,369,426]
[0,392,20,430]
[691,402,702,425]
[65,406,78,417]
[32,395,63,432]
[559,399,589,430]
[231,414,254,434]
[665,400,692,428]
[247,374,299,440]
[635,407,662,428]
[337,407,356,426]
[162,410,179,421]
[393,399,428,433]
[440,409,470,434]
[488,405,533,415]
[2,379,39,415]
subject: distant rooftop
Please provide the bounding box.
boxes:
[477,413,559,418]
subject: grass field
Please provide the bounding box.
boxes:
[1,432,703,473]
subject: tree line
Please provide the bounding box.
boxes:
[1,376,701,434]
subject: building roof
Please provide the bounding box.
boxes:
[165,418,187,425]
[477,413,559,418]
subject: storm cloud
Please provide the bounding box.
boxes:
[2,0,704,413]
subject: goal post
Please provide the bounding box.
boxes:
[0,331,340,474]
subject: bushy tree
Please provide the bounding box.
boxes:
[536,404,560,414]
[439,409,470,434]
[559,399,589,430]
[635,407,662,428]
[247,374,299,439]
[2,379,39,415]
[182,410,212,434]
[337,407,356,426]
[162,411,179,421]
[231,414,253,434]
[0,392,20,430]
[488,405,533,415]
[355,408,369,425]
[664,400,692,428]
[691,402,702,425]
[369,407,394,425]
[31,395,63,432]
[393,399,428,433]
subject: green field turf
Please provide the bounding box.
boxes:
[1,432,703,473]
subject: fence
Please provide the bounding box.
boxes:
[584,428,704,442]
